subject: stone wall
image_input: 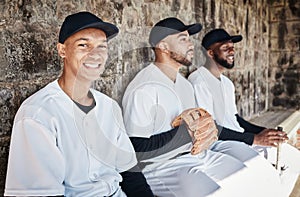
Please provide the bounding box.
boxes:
[269,0,300,109]
[0,0,299,194]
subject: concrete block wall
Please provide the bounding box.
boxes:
[0,0,299,194]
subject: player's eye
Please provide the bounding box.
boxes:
[78,43,88,47]
[98,44,107,50]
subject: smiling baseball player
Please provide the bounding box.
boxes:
[4,12,153,197]
[188,28,300,196]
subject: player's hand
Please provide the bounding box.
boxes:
[190,117,218,154]
[253,128,288,147]
[172,108,218,154]
[172,108,208,129]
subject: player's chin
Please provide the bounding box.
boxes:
[182,59,192,67]
[83,68,105,81]
[186,55,193,62]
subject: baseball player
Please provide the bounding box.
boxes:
[122,17,284,197]
[188,28,300,195]
[4,12,153,197]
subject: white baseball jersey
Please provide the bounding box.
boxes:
[122,63,194,163]
[5,80,137,197]
[188,66,244,132]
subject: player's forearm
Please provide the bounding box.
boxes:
[217,124,255,145]
[129,126,192,161]
[235,114,265,134]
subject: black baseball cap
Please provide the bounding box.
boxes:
[202,28,243,50]
[58,11,119,44]
[149,17,202,47]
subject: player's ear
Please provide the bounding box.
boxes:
[207,49,214,58]
[157,41,169,53]
[57,43,66,58]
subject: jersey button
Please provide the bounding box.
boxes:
[93,173,98,179]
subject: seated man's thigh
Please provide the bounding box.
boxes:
[211,140,258,162]
[146,166,220,197]
[144,151,246,197]
[197,149,246,180]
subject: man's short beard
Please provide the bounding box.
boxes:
[170,51,192,67]
[213,53,234,69]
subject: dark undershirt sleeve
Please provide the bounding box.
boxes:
[217,114,266,145]
[235,114,266,134]
[120,165,154,197]
[129,126,192,161]
[217,124,255,145]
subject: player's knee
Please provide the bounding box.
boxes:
[177,167,221,197]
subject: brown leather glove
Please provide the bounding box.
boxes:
[172,108,208,128]
[172,108,218,155]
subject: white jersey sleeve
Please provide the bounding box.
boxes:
[123,86,159,138]
[5,118,65,196]
[193,82,216,119]
[112,102,138,172]
[227,79,239,115]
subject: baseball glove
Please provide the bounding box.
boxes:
[172,108,218,155]
[171,108,208,128]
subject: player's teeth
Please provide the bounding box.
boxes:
[85,63,98,68]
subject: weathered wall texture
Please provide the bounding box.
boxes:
[0,0,299,194]
[269,0,300,109]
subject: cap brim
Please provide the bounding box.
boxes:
[230,35,243,43]
[72,22,119,40]
[187,23,202,35]
[217,35,243,44]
